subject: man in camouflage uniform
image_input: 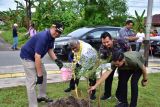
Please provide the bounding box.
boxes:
[99,32,130,100]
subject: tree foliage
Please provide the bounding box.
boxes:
[129,10,145,32]
[0,0,128,34]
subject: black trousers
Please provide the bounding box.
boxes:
[103,69,120,98]
[118,69,142,107]
[130,43,136,51]
[103,69,116,97]
[69,77,96,96]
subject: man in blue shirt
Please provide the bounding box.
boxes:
[20,22,63,107]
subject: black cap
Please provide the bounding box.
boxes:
[52,22,63,34]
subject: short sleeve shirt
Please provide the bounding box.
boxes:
[99,39,130,62]
[119,27,135,39]
[116,51,145,71]
[20,29,55,61]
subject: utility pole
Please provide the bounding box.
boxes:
[28,0,31,20]
[24,0,31,29]
[144,0,153,66]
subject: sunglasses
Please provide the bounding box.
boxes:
[55,30,62,35]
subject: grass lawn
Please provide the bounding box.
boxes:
[0,30,28,48]
[0,73,160,107]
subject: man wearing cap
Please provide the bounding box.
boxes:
[20,22,64,107]
[12,23,19,50]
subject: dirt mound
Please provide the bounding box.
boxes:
[48,96,92,107]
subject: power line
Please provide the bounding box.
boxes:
[127,0,160,3]
[128,6,160,8]
[128,1,160,3]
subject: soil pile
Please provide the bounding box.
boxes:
[48,96,92,107]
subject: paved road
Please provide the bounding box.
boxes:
[0,51,54,66]
[0,50,158,65]
[0,49,159,66]
[0,50,159,88]
[0,64,159,88]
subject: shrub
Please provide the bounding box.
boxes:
[18,27,27,33]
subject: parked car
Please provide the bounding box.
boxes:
[150,37,160,56]
[53,26,121,60]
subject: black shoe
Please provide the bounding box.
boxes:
[115,95,121,103]
[115,102,128,107]
[15,48,19,50]
[37,97,53,103]
[64,88,72,92]
[90,95,96,100]
[11,47,15,50]
[100,95,111,100]
[129,105,136,107]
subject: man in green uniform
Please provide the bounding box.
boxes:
[89,51,148,107]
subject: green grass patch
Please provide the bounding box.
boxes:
[0,30,29,48]
[0,73,160,107]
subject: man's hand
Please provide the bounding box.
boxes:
[36,75,43,84]
[76,63,82,68]
[55,59,63,69]
[128,36,139,41]
[75,63,82,73]
[141,79,148,87]
[88,86,96,93]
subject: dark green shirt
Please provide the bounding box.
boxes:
[112,51,145,71]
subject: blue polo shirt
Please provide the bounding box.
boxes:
[20,29,55,61]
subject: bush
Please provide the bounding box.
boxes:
[0,31,12,44]
[1,30,28,47]
[0,25,10,31]
[18,27,27,33]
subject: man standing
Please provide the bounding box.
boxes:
[99,32,130,100]
[89,51,148,107]
[119,20,138,51]
[64,39,98,100]
[20,22,64,107]
[136,29,145,51]
[12,23,19,50]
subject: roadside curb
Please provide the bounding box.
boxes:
[0,66,159,79]
[0,70,60,79]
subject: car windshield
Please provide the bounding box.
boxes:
[67,27,94,38]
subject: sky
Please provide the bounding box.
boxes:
[0,0,159,16]
[127,0,160,16]
[0,0,25,11]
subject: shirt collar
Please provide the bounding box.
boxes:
[124,27,130,31]
[123,57,128,66]
[47,29,55,41]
